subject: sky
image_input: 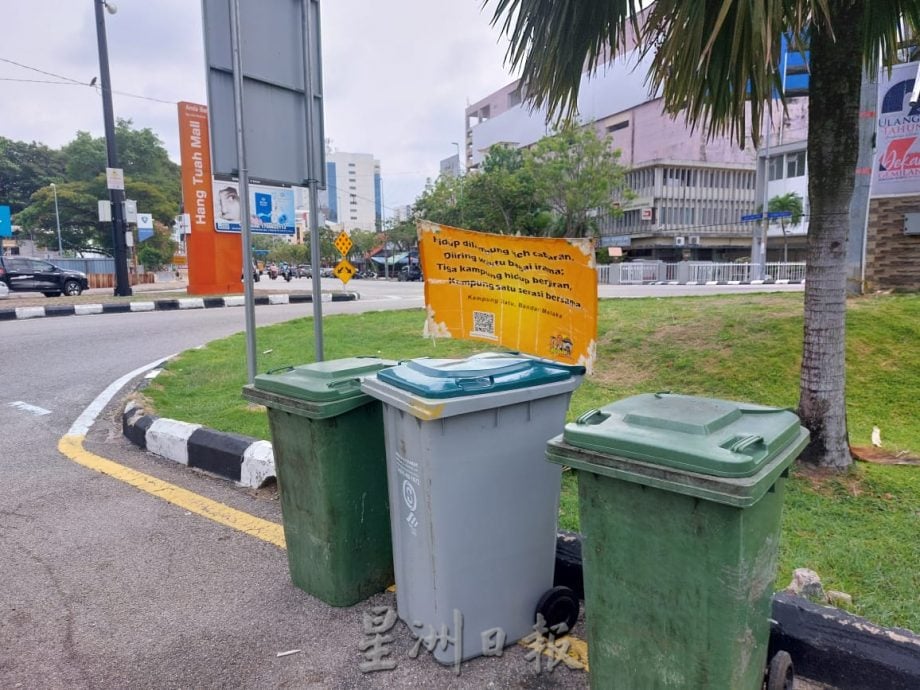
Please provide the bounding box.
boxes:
[0,0,519,214]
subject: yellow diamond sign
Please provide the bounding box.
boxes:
[332,258,357,284]
[334,231,352,256]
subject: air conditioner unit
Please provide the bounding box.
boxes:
[689,235,702,246]
[675,236,686,247]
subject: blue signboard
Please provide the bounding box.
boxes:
[768,210,793,220]
[740,213,763,223]
[0,205,11,237]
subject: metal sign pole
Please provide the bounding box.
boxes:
[303,0,324,361]
[230,0,257,383]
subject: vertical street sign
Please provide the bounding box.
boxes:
[0,205,11,238]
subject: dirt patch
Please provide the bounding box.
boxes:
[792,463,867,497]
[590,358,654,388]
[851,446,920,466]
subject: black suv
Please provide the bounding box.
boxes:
[0,256,89,297]
[397,263,423,282]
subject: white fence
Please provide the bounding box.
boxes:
[599,261,806,284]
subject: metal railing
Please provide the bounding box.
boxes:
[599,261,806,284]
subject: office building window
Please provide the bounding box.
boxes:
[786,150,806,178]
[768,155,784,181]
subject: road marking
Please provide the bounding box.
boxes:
[58,353,588,665]
[9,400,52,416]
[58,434,286,549]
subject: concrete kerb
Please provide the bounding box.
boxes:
[0,290,358,321]
[122,366,917,689]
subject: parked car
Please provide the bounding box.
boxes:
[397,263,423,282]
[295,264,311,278]
[0,256,88,297]
[0,280,8,299]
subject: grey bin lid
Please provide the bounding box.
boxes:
[252,356,396,411]
[563,393,806,478]
[376,352,585,399]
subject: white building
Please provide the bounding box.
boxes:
[321,152,382,232]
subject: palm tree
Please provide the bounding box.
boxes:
[490,0,919,469]
[768,192,805,261]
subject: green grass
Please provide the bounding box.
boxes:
[145,292,920,630]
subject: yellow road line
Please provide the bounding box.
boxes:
[58,434,589,666]
[58,434,286,549]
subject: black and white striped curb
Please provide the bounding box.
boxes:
[123,399,277,489]
[0,291,359,321]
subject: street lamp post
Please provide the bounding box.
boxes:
[451,141,463,226]
[93,0,132,296]
[50,183,63,255]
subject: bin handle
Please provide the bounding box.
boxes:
[456,376,493,391]
[264,365,295,375]
[575,408,610,426]
[328,377,361,391]
[727,434,765,454]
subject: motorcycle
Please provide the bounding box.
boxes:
[267,264,279,280]
[281,264,293,282]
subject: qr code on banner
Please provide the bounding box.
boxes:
[471,311,497,339]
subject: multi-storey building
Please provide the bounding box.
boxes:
[322,151,382,232]
[464,32,764,259]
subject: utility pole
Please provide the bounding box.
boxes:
[93,0,132,296]
[50,183,63,255]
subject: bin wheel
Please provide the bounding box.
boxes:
[535,586,579,636]
[766,650,794,690]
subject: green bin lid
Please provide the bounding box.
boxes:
[563,393,804,478]
[376,352,585,399]
[253,356,396,404]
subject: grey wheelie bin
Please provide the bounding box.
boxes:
[361,352,584,664]
[242,357,396,607]
[545,392,810,689]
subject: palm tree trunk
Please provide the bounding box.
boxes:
[797,0,863,469]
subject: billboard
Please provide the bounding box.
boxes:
[872,61,920,197]
[212,180,296,235]
[418,221,598,371]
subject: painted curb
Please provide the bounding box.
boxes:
[0,291,359,321]
[122,403,275,489]
[122,396,920,688]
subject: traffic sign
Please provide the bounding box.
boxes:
[768,210,793,219]
[334,230,352,256]
[740,213,764,222]
[332,258,356,284]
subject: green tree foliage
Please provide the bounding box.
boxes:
[488,0,919,467]
[768,192,805,261]
[524,124,631,237]
[9,120,182,256]
[0,138,64,214]
[136,223,178,271]
[413,129,628,237]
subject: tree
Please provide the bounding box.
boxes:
[768,192,805,261]
[489,0,918,469]
[0,138,64,214]
[136,223,177,271]
[523,124,631,237]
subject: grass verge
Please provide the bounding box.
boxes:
[144,292,920,630]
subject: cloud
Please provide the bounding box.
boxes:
[0,0,517,211]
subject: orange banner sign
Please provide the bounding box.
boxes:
[418,221,597,371]
[178,102,242,295]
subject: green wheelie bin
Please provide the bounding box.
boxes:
[242,357,396,607]
[546,393,810,689]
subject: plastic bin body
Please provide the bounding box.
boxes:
[361,354,583,663]
[242,357,395,607]
[546,393,809,689]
